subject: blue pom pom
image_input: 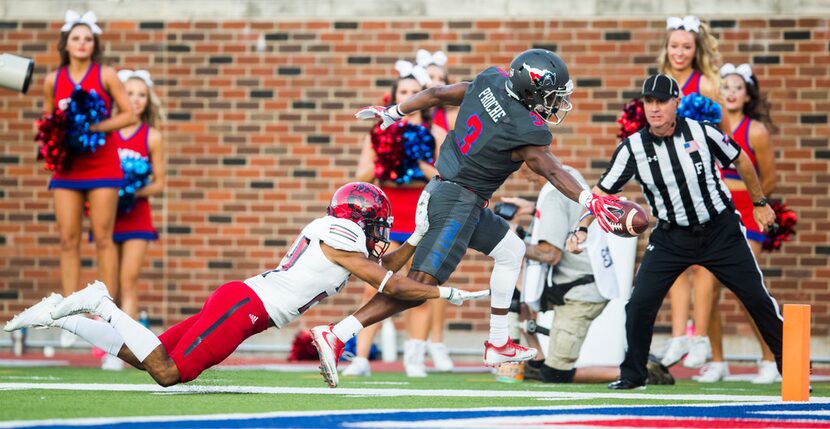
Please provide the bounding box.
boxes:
[64,86,109,154]
[396,123,435,184]
[678,93,722,124]
[118,155,153,214]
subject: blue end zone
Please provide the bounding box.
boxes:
[22,402,830,429]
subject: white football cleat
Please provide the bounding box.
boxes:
[682,336,711,369]
[101,353,125,371]
[310,325,345,388]
[341,356,371,377]
[752,360,781,384]
[51,281,112,320]
[483,339,536,367]
[4,293,63,332]
[428,342,454,372]
[660,336,690,367]
[403,339,427,378]
[694,361,730,383]
[60,330,78,348]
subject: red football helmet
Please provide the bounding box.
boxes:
[327,182,393,259]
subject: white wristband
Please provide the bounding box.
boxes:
[438,286,454,300]
[387,104,405,120]
[378,270,394,293]
[406,233,421,247]
[578,190,592,208]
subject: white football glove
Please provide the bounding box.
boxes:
[439,287,491,306]
[354,105,405,130]
[406,191,431,247]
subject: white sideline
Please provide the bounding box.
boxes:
[1,381,826,403]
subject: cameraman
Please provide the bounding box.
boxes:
[500,165,672,384]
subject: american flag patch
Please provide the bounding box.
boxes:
[684,140,699,153]
[330,224,358,242]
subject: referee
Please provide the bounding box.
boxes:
[569,74,780,390]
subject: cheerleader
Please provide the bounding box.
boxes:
[44,11,137,345]
[342,62,438,378]
[696,64,778,383]
[659,15,723,105]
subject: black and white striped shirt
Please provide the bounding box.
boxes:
[598,117,742,227]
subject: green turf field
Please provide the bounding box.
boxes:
[1,366,826,422]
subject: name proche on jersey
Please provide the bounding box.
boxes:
[478,87,506,123]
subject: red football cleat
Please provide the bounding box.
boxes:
[310,325,345,388]
[483,338,537,367]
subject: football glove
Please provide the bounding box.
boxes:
[579,191,622,233]
[440,287,490,306]
[354,105,404,130]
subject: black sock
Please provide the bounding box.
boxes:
[540,364,576,383]
[527,359,544,369]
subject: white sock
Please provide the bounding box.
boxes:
[332,315,364,343]
[55,315,124,356]
[487,233,523,347]
[488,233,524,310]
[98,298,161,362]
[489,314,508,347]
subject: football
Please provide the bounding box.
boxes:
[607,200,649,238]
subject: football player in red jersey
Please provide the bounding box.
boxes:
[5,183,486,387]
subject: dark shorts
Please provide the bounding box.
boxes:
[411,177,510,284]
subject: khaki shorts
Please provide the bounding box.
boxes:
[544,298,608,371]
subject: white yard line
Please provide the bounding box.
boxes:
[1,381,825,403]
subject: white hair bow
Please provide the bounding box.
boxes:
[416,49,448,68]
[666,15,701,33]
[720,63,753,84]
[118,69,154,87]
[61,10,102,35]
[394,60,431,87]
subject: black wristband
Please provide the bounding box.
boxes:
[753,197,768,207]
[577,226,588,233]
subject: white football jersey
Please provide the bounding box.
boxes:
[244,216,368,328]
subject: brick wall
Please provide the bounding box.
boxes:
[1,18,827,338]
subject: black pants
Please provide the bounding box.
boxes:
[620,211,783,384]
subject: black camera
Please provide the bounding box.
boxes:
[493,202,518,221]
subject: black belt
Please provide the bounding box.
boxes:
[658,210,732,233]
[433,176,489,208]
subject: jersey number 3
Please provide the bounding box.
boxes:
[457,113,482,156]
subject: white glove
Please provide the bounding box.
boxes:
[406,191,431,247]
[439,287,491,306]
[354,105,405,130]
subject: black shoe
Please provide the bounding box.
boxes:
[523,361,543,382]
[608,379,645,390]
[646,354,675,385]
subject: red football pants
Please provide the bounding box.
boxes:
[158,281,270,382]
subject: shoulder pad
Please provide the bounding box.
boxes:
[317,217,369,256]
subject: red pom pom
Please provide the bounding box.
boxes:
[616,98,648,140]
[287,330,319,362]
[35,110,71,172]
[370,122,405,181]
[762,201,798,252]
